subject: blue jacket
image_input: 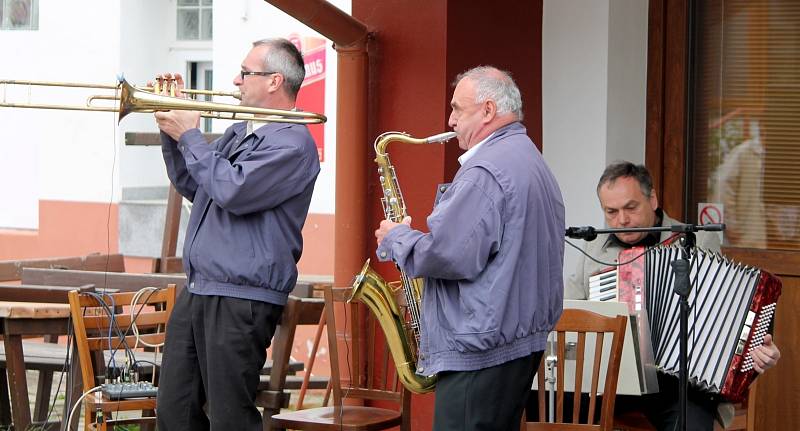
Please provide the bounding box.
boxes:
[161,121,320,305]
[377,122,565,374]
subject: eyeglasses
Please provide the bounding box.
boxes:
[239,70,278,80]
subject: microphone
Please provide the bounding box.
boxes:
[669,223,726,233]
[565,226,597,241]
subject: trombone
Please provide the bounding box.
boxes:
[0,78,327,124]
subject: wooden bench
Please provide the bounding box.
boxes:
[0,252,125,421]
[21,267,187,294]
[0,284,94,303]
[0,254,125,282]
[0,284,95,427]
[258,295,329,430]
[10,268,327,429]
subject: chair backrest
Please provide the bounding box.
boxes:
[68,285,176,393]
[325,286,410,418]
[526,309,627,431]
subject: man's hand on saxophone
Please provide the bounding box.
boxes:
[375,216,411,245]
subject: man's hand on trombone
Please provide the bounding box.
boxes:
[151,73,201,141]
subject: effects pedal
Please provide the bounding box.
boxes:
[101,381,158,400]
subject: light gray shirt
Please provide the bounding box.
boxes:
[565,211,722,300]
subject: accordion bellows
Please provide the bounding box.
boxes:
[589,245,781,402]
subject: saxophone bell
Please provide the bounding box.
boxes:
[349,259,437,393]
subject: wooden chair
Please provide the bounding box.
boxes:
[524,309,627,431]
[68,285,176,431]
[20,268,186,428]
[612,411,657,431]
[270,286,410,431]
[714,382,757,431]
[258,295,327,430]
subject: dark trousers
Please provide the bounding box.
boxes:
[433,351,543,431]
[156,291,283,431]
[639,373,717,431]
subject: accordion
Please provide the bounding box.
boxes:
[588,245,781,401]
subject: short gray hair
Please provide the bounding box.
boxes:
[252,38,305,98]
[597,161,654,197]
[454,66,523,120]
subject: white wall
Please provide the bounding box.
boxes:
[542,0,648,279]
[0,0,347,230]
[213,0,348,215]
[117,0,175,191]
[0,0,123,228]
[607,0,648,164]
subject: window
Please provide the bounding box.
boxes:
[689,0,800,250]
[0,0,38,30]
[186,61,214,132]
[177,0,212,41]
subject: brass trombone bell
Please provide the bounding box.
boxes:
[0,78,327,124]
[117,80,326,124]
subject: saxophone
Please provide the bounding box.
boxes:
[349,131,457,394]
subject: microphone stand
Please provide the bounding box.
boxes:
[566,223,724,431]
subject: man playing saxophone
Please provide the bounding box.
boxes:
[375,66,565,430]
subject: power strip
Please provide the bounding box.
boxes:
[101,382,158,400]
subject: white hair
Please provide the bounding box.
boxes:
[455,66,523,120]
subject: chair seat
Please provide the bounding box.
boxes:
[613,411,657,430]
[272,406,402,430]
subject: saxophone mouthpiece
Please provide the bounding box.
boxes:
[425,131,458,143]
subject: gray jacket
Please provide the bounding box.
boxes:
[378,122,565,375]
[161,121,320,305]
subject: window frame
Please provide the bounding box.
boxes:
[0,0,39,31]
[176,0,212,41]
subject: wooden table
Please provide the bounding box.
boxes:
[0,301,74,431]
[0,275,333,430]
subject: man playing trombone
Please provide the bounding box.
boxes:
[153,38,321,431]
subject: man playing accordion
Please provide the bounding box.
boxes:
[565,161,780,431]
